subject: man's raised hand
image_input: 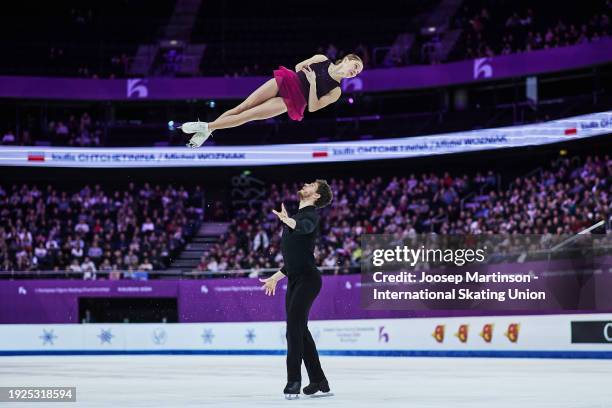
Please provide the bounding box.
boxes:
[272,203,289,221]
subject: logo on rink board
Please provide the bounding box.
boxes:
[432,325,445,343]
[480,324,494,343]
[505,323,520,343]
[151,328,167,345]
[455,324,469,343]
[432,323,520,344]
[378,326,389,343]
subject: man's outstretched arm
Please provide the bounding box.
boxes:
[273,203,318,235]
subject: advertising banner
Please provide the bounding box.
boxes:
[2,257,611,324]
[1,314,611,357]
[0,111,609,168]
[0,39,610,100]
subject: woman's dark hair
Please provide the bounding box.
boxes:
[314,179,333,208]
[335,53,363,66]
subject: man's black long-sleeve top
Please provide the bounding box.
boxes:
[280,205,320,277]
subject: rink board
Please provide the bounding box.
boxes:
[1,314,611,358]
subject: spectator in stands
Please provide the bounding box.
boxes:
[252,227,269,252]
[1,156,609,278]
[139,257,153,271]
[196,255,208,272]
[0,182,203,276]
[20,130,31,145]
[56,122,69,137]
[81,257,96,279]
[68,259,82,274]
[2,130,16,145]
[452,1,611,63]
[201,155,610,276]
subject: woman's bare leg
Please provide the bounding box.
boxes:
[208,97,287,131]
[215,78,279,121]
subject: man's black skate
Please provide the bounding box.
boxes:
[302,378,333,398]
[283,381,301,400]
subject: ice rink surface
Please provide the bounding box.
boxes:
[1,354,611,408]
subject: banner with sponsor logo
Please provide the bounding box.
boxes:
[1,314,611,357]
[0,111,610,168]
[0,39,610,100]
[2,256,612,325]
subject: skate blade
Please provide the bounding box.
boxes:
[308,392,334,398]
[284,394,300,400]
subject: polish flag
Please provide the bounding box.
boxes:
[564,128,577,136]
[27,152,45,162]
[312,148,328,158]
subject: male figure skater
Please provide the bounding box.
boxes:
[260,180,333,399]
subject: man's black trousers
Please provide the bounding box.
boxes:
[285,273,325,383]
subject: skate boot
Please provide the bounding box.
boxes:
[283,381,301,400]
[179,120,208,134]
[186,131,212,148]
[303,378,333,398]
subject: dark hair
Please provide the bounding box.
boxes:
[314,179,333,208]
[335,53,363,66]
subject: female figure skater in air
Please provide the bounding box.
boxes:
[182,54,364,147]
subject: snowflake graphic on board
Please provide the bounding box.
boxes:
[201,329,215,344]
[97,329,115,344]
[39,329,58,345]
